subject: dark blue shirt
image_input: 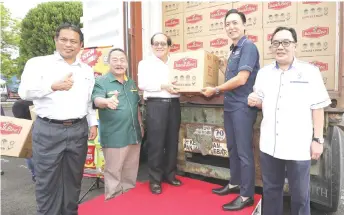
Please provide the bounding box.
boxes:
[224,36,260,112]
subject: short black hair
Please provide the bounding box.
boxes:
[224,9,246,24]
[271,26,298,43]
[12,99,33,120]
[55,22,84,43]
[150,32,172,47]
[107,48,127,61]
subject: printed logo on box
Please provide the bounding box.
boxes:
[268,2,292,10]
[165,18,180,27]
[237,4,258,15]
[170,44,181,52]
[186,14,203,24]
[174,58,198,71]
[310,61,328,72]
[302,26,329,38]
[0,122,22,135]
[248,35,258,43]
[210,38,228,48]
[187,41,203,50]
[210,9,228,19]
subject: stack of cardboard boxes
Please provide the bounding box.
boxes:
[162,1,338,92]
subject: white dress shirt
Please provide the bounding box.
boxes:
[18,52,98,127]
[137,55,180,99]
[254,58,331,161]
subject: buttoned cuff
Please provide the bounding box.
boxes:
[238,65,253,72]
[310,98,331,109]
[87,115,98,127]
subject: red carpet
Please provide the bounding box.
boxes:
[79,176,261,215]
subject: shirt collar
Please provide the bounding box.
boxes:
[274,57,298,70]
[230,35,247,51]
[107,72,128,83]
[54,51,82,66]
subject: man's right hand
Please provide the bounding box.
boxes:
[106,92,119,110]
[161,84,179,94]
[248,92,262,107]
[51,72,74,91]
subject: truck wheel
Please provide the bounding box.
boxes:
[312,126,344,213]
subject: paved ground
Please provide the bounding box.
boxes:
[1,105,343,215]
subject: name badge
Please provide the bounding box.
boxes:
[107,90,120,96]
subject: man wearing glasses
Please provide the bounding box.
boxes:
[248,27,331,215]
[138,33,182,195]
[19,23,98,215]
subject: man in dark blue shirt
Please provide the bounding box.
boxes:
[202,9,259,211]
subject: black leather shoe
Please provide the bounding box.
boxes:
[212,185,240,196]
[165,178,182,186]
[150,183,162,194]
[222,196,254,211]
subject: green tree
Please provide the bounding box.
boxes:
[18,2,83,74]
[0,3,21,79]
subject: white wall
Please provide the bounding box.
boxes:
[141,1,162,60]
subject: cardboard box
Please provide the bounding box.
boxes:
[246,29,264,68]
[170,36,184,53]
[162,2,184,16]
[263,2,297,27]
[168,50,219,92]
[297,2,337,24]
[263,25,297,59]
[297,24,336,57]
[184,2,210,12]
[208,1,231,7]
[207,4,232,35]
[299,55,335,90]
[233,2,263,29]
[0,116,33,158]
[202,34,232,85]
[263,59,275,67]
[29,106,37,121]
[163,13,184,38]
[184,9,209,38]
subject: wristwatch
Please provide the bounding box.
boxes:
[215,87,220,95]
[313,137,324,144]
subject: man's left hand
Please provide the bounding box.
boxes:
[88,126,98,140]
[201,87,216,97]
[311,141,323,160]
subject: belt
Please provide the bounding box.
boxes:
[147,97,179,103]
[39,116,84,125]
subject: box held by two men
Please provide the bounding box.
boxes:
[0,116,33,158]
[168,50,219,93]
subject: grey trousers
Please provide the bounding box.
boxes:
[32,117,89,215]
[260,152,311,215]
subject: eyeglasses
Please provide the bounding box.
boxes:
[153,42,167,47]
[271,40,295,48]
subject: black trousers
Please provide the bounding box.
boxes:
[146,98,181,183]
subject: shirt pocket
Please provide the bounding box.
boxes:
[288,80,311,106]
[227,56,240,76]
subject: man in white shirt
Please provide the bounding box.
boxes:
[138,33,181,194]
[248,26,331,215]
[19,23,98,215]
